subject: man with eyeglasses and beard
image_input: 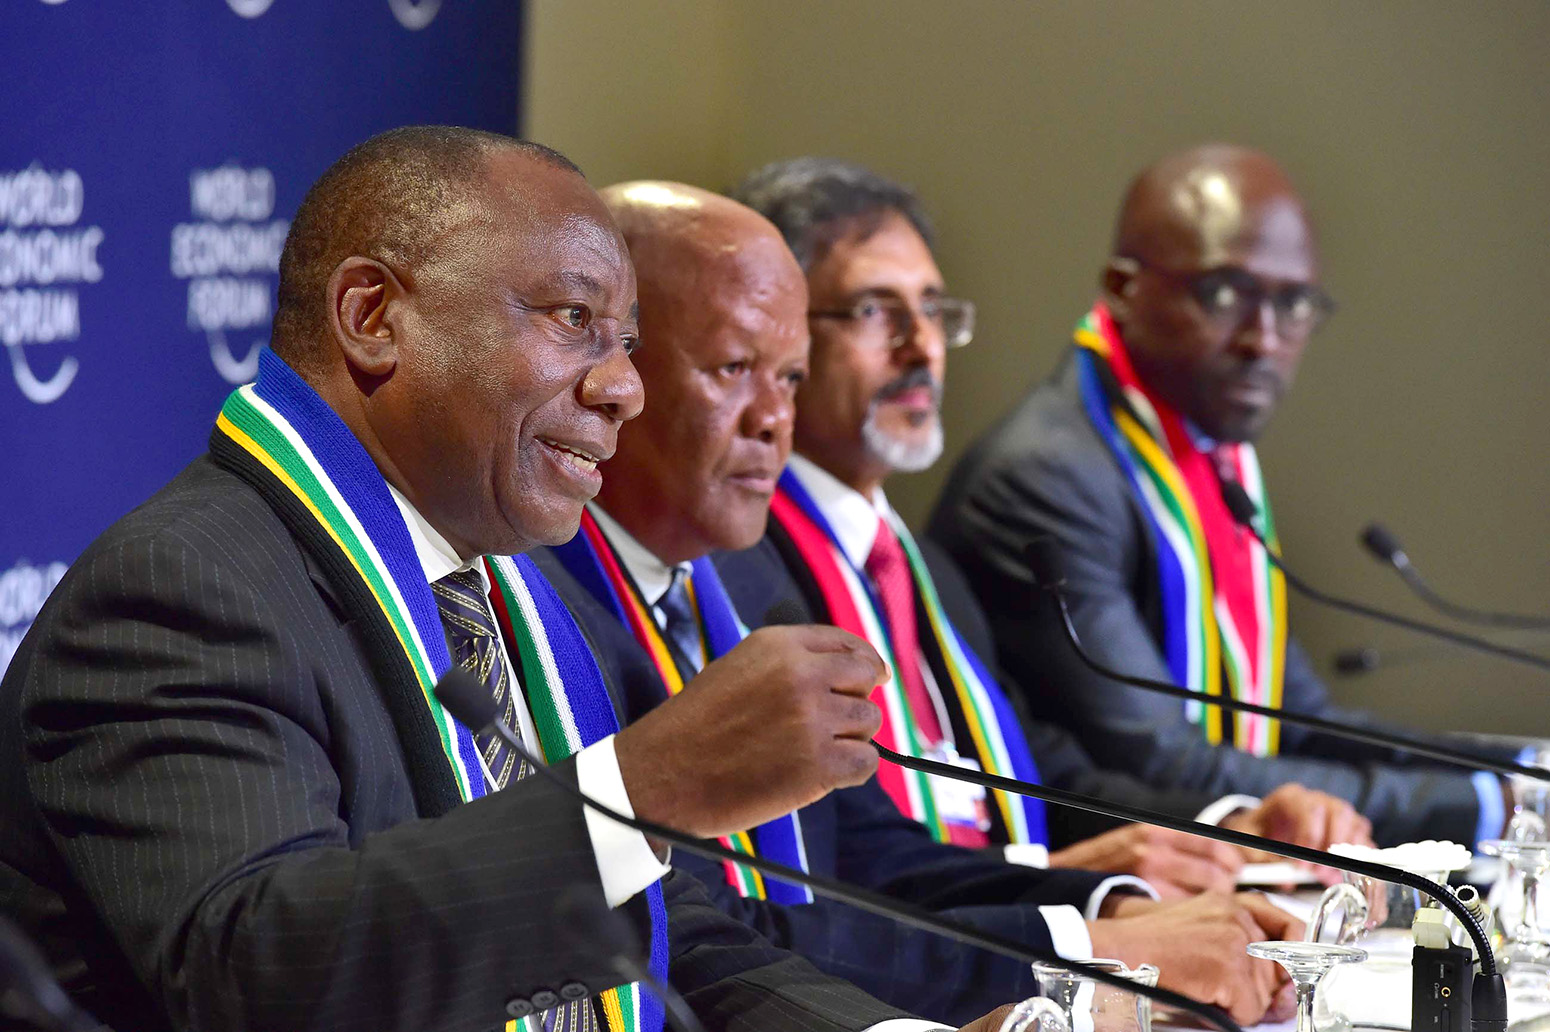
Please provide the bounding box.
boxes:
[929,143,1510,850]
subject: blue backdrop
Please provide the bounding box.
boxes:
[1,0,524,674]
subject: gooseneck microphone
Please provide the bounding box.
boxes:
[1216,481,1550,674]
[554,887,707,1032]
[431,667,1246,1032]
[1361,522,1550,630]
[0,917,106,1032]
[1023,537,1550,785]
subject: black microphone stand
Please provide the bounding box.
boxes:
[1361,523,1550,631]
[1216,481,1550,674]
[1028,568,1550,785]
[432,670,1245,1032]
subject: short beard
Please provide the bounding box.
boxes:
[861,400,943,474]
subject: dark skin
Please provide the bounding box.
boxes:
[596,185,1296,1021]
[296,151,885,839]
[597,182,810,562]
[1102,144,1320,443]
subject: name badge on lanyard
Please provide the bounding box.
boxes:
[922,742,991,832]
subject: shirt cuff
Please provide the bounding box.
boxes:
[1041,876,1159,961]
[1195,794,1263,827]
[1473,770,1506,848]
[1003,843,1051,868]
[1085,875,1158,922]
[1039,904,1095,960]
[577,734,673,907]
[862,1021,952,1032]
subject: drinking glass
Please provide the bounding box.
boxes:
[1030,959,1159,1032]
[1305,840,1472,1031]
[1247,941,1367,1032]
[1480,839,1550,1003]
[997,997,1069,1032]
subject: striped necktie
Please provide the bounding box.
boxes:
[433,567,530,788]
[432,567,597,1032]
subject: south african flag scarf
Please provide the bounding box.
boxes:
[1073,303,1287,755]
[769,466,1048,847]
[210,350,668,1032]
[551,508,814,904]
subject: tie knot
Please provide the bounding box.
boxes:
[655,567,695,627]
[433,567,496,639]
[865,518,904,578]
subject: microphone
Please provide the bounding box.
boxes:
[430,667,1246,1032]
[1022,537,1550,784]
[1022,539,1523,1027]
[0,917,105,1032]
[1217,480,1550,673]
[1361,522,1550,630]
[554,887,707,1032]
[1332,643,1455,677]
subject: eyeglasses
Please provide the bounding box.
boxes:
[1130,258,1336,336]
[808,294,976,350]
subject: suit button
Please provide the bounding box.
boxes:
[505,998,535,1019]
[560,982,589,1001]
[532,990,560,1010]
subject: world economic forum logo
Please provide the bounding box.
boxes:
[220,0,441,29]
[388,0,442,30]
[225,0,277,17]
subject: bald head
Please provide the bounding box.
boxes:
[595,182,810,564]
[1113,144,1314,273]
[601,181,803,313]
[1102,144,1329,443]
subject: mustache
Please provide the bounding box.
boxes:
[872,366,942,405]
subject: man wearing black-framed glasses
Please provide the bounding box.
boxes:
[931,144,1510,851]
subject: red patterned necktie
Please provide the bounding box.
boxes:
[864,520,989,847]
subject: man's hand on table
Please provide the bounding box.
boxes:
[1088,893,1300,1025]
[1220,785,1374,885]
[616,624,886,839]
[1049,824,1244,899]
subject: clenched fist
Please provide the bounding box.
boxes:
[1090,893,1301,1025]
[615,623,886,837]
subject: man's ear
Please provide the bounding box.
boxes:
[1100,256,1141,320]
[327,257,403,382]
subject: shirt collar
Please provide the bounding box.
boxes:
[1183,419,1218,454]
[786,453,892,568]
[589,504,692,607]
[386,482,491,593]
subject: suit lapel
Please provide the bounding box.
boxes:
[210,431,464,818]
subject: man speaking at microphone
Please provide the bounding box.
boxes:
[0,126,979,1032]
[930,143,1503,848]
[538,179,1301,1026]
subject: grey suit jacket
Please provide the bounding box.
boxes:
[927,352,1483,847]
[0,453,910,1032]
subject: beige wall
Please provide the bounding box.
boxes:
[528,1,1550,735]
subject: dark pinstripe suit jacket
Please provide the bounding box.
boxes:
[0,454,910,1032]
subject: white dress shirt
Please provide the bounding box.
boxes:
[590,503,959,1030]
[784,455,1162,959]
[387,485,670,908]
